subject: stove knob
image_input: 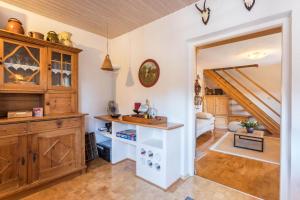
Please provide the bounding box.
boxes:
[154,153,161,162]
[148,150,153,158]
[147,160,153,167]
[140,148,146,155]
[155,163,160,171]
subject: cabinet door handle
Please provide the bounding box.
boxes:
[56,120,63,128]
[46,102,50,106]
[21,157,25,165]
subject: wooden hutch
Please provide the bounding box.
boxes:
[0,30,86,199]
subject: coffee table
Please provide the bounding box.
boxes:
[233,130,264,152]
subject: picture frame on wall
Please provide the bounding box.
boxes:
[138,59,160,87]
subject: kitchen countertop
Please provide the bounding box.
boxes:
[94,115,184,130]
[0,113,88,125]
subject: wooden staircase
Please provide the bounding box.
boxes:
[204,69,280,136]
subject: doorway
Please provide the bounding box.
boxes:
[194,28,282,200]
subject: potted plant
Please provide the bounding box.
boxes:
[241,120,259,133]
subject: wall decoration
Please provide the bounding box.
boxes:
[6,18,24,34]
[138,59,160,87]
[244,0,255,11]
[194,75,202,106]
[195,0,211,25]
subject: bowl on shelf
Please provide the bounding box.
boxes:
[111,114,121,118]
[133,109,140,114]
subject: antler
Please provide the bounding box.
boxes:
[203,0,207,10]
[195,3,203,13]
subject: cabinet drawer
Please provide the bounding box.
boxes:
[30,118,81,133]
[0,123,27,136]
[45,93,76,115]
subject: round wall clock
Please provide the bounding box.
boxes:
[138,59,160,87]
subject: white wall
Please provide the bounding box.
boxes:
[111,0,299,198]
[0,2,115,132]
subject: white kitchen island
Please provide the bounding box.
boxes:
[94,115,184,189]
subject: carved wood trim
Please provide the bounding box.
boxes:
[24,46,40,65]
[42,139,60,157]
[3,45,22,61]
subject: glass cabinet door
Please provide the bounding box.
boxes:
[1,41,42,88]
[50,50,73,89]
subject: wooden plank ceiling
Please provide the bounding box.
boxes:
[2,0,198,38]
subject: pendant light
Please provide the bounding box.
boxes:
[101,24,117,71]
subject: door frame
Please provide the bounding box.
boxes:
[186,14,291,199]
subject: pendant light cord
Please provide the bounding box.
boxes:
[106,23,109,55]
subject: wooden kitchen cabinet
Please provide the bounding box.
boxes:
[204,95,229,115]
[0,116,85,199]
[47,48,77,91]
[29,128,80,183]
[0,30,85,199]
[0,39,47,92]
[215,96,229,115]
[0,124,27,195]
[44,93,77,115]
[204,95,229,128]
[203,96,215,114]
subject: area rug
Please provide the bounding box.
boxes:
[210,132,280,164]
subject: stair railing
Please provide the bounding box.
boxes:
[214,67,281,118]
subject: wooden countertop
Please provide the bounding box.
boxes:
[94,115,184,130]
[0,113,87,125]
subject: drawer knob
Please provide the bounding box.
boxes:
[56,120,63,128]
[46,102,50,106]
[155,163,160,171]
[147,160,152,167]
[148,151,153,158]
[140,148,146,155]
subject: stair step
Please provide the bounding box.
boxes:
[204,69,280,136]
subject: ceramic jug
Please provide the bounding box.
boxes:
[6,18,24,34]
[58,32,73,47]
[46,31,59,43]
[28,31,44,40]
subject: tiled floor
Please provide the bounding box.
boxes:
[22,159,258,200]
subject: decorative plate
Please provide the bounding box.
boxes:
[138,59,160,87]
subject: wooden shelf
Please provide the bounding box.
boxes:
[142,138,163,149]
[95,115,184,130]
[0,113,87,125]
[0,29,82,53]
[51,69,72,75]
[51,60,72,65]
[96,130,112,139]
[114,136,136,146]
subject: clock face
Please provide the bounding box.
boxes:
[138,59,160,87]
